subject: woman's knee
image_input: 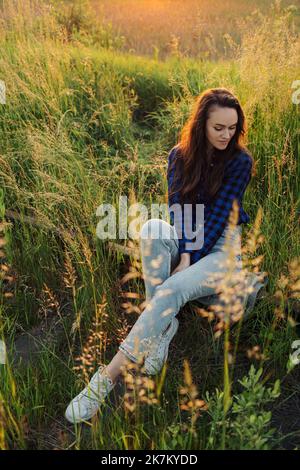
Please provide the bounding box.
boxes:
[140,218,173,241]
[155,275,185,307]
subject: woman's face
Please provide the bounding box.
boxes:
[205,105,238,151]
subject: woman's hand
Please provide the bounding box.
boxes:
[171,253,191,276]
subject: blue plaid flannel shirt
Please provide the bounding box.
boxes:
[167,146,253,265]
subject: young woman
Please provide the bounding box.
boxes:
[65,87,254,424]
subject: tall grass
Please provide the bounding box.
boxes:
[0,0,299,449]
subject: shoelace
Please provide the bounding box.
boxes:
[76,367,114,403]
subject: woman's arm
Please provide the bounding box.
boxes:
[167,147,195,257]
[171,252,191,275]
[192,151,253,261]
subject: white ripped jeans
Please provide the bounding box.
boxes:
[119,218,243,364]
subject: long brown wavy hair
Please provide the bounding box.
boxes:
[168,88,254,205]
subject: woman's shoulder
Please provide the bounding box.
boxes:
[238,148,253,164]
[226,148,253,171]
[169,144,181,157]
[168,144,183,167]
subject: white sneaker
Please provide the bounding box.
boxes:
[65,365,115,423]
[143,317,179,375]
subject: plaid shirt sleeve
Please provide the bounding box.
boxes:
[167,147,195,255]
[192,152,253,259]
[167,147,252,258]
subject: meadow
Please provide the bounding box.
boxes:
[0,0,299,450]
